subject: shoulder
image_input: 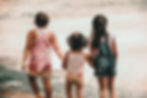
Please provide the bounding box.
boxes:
[109,34,116,43]
[66,51,71,55]
[47,31,55,37]
[47,31,56,41]
[27,29,37,38]
[81,51,86,56]
[64,51,72,58]
[109,33,115,40]
[81,51,88,59]
[108,34,117,48]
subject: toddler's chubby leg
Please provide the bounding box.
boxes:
[28,75,42,98]
[66,77,73,98]
[75,78,83,98]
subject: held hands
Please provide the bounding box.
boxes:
[62,53,68,70]
[90,49,99,58]
[22,62,28,72]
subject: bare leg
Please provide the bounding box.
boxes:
[42,74,52,98]
[28,75,42,98]
[98,77,107,98]
[76,80,83,98]
[108,76,116,98]
[66,79,73,98]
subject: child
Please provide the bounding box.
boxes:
[90,15,118,98]
[63,32,91,98]
[22,12,63,98]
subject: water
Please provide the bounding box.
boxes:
[0,0,147,97]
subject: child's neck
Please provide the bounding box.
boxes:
[72,50,82,53]
[36,27,48,34]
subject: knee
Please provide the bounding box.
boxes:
[45,86,52,95]
[66,87,72,95]
[100,85,106,91]
[77,89,83,97]
[108,85,114,91]
[28,75,36,81]
[66,86,71,93]
[45,84,52,91]
[43,78,52,90]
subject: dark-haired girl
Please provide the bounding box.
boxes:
[90,15,118,98]
[22,12,63,98]
[63,32,91,98]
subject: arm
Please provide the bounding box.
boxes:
[90,48,99,58]
[50,33,63,60]
[83,53,93,67]
[88,48,99,67]
[62,51,70,69]
[111,38,118,60]
[22,31,34,70]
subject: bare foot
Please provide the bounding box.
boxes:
[36,93,43,98]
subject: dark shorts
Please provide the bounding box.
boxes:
[94,65,116,78]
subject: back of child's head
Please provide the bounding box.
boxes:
[91,14,108,48]
[35,12,49,28]
[68,32,87,51]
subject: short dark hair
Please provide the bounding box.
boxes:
[68,32,87,51]
[35,12,49,27]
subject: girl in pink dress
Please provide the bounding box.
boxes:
[22,12,63,98]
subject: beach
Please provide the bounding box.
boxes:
[0,0,147,98]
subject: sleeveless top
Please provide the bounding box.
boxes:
[93,36,116,75]
[29,29,52,72]
[66,52,85,75]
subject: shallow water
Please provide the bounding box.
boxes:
[0,0,147,98]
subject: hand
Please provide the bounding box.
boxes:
[22,63,27,71]
[62,64,67,69]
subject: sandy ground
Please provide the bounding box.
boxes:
[1,91,64,98]
[0,0,147,98]
[1,91,34,98]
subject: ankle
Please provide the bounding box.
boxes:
[36,93,43,98]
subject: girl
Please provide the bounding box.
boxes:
[63,32,91,98]
[22,12,63,98]
[90,15,118,98]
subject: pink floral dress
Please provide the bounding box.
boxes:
[29,30,52,74]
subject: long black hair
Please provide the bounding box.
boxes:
[91,15,108,48]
